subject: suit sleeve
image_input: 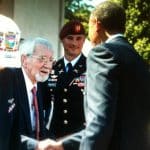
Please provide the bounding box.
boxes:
[62,130,83,150]
[79,45,120,150]
[21,135,38,150]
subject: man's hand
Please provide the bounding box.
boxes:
[36,139,64,150]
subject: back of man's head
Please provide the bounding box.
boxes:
[91,1,126,33]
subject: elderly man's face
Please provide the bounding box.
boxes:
[62,34,85,58]
[22,44,53,83]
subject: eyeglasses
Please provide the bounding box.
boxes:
[31,55,53,64]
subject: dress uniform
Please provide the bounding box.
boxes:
[43,20,87,139]
[46,54,86,138]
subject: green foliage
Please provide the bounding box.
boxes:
[125,0,150,64]
[64,0,93,36]
[134,38,150,64]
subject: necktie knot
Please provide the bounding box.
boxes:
[32,86,37,96]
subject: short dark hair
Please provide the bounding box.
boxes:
[91,1,126,33]
[59,20,85,40]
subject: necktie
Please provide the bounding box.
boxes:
[67,62,73,73]
[31,87,40,140]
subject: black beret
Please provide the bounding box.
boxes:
[59,20,85,40]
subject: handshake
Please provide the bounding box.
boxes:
[35,139,64,150]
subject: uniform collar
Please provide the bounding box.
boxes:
[64,53,82,68]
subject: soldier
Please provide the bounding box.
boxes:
[45,20,87,139]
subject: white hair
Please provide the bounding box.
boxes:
[19,37,53,56]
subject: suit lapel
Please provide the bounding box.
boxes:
[15,69,33,133]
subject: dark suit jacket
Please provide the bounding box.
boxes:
[45,54,86,138]
[0,68,20,150]
[62,36,150,150]
[14,69,45,138]
[0,68,46,150]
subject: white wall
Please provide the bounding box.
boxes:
[14,0,64,59]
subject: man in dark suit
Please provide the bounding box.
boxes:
[0,68,20,150]
[41,1,150,150]
[44,20,86,139]
[0,37,54,150]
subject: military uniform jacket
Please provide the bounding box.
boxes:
[47,54,86,138]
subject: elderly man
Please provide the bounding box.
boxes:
[0,37,54,150]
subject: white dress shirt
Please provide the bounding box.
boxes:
[22,68,37,131]
[64,53,82,71]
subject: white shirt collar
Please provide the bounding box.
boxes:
[22,67,37,131]
[106,33,124,43]
[64,53,81,67]
[22,67,37,91]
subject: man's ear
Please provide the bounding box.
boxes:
[95,19,102,32]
